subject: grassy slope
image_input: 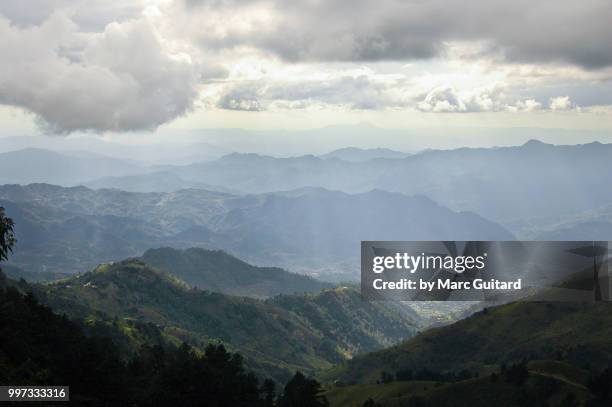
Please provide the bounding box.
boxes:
[324,360,591,407]
[323,301,612,385]
[325,381,435,407]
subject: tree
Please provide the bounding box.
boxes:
[143,343,264,407]
[362,398,383,407]
[380,371,394,383]
[589,367,612,402]
[278,371,329,407]
[503,361,529,386]
[0,207,16,268]
[261,379,276,407]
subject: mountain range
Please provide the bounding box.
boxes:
[5,251,612,405]
[0,184,513,279]
[319,147,411,161]
[0,148,147,186]
[164,140,612,225]
[3,135,612,406]
[3,140,612,232]
[0,135,231,165]
[84,171,237,193]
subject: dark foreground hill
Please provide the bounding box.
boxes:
[34,260,418,382]
[0,274,282,406]
[322,301,612,406]
[327,301,612,383]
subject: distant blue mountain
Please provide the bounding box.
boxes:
[0,184,512,278]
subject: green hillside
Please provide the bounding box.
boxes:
[0,275,281,406]
[140,247,330,298]
[323,358,599,407]
[34,260,418,382]
[319,300,612,406]
[269,289,421,358]
[325,301,612,385]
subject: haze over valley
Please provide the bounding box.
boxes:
[2,138,612,283]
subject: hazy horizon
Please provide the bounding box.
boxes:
[2,124,612,158]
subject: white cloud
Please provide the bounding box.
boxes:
[209,66,415,112]
[0,11,204,133]
[415,85,545,113]
[417,88,465,113]
[513,99,543,113]
[549,96,578,111]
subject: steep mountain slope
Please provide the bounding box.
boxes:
[35,260,419,382]
[140,247,330,297]
[0,277,130,403]
[324,368,592,407]
[320,298,612,406]
[324,301,612,385]
[0,272,280,406]
[0,184,512,278]
[268,289,421,357]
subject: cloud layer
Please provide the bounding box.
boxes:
[0,0,611,133]
[184,0,612,69]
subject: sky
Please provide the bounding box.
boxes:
[1,0,612,145]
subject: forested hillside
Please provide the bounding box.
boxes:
[0,275,291,406]
[32,260,418,382]
[321,300,612,406]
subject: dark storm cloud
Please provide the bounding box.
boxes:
[188,0,612,69]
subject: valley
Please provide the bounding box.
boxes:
[2,139,612,406]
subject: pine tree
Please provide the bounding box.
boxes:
[0,206,16,269]
[278,371,329,407]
